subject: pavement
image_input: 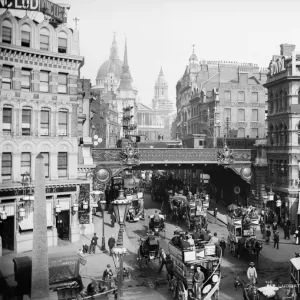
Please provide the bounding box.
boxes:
[0,211,170,299]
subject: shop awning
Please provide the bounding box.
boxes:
[0,204,15,216]
[19,201,53,230]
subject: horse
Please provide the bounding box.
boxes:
[237,237,262,262]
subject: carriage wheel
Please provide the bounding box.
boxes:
[177,281,187,300]
[171,280,177,299]
[138,248,143,268]
[212,289,219,300]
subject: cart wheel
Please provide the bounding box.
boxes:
[171,280,177,299]
[138,248,143,268]
[177,281,187,300]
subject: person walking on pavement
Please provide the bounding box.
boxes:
[247,262,258,286]
[219,237,226,256]
[272,221,278,236]
[111,211,116,228]
[274,230,279,249]
[89,233,98,254]
[213,208,218,224]
[209,232,219,245]
[193,266,205,296]
[284,222,290,239]
[108,234,115,256]
[265,226,271,244]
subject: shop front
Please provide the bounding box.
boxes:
[0,182,94,256]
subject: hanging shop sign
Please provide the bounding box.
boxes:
[269,57,286,77]
[0,0,65,24]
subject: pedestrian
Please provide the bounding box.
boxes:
[272,221,278,236]
[265,226,271,244]
[158,249,167,273]
[111,211,116,228]
[209,232,219,245]
[273,230,279,249]
[260,219,265,235]
[108,234,116,256]
[284,222,290,239]
[89,233,98,254]
[219,237,226,256]
[213,208,218,224]
[247,262,258,286]
[103,264,113,282]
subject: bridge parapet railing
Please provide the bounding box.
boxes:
[91,148,252,164]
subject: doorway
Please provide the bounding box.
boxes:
[0,216,14,253]
[56,210,70,241]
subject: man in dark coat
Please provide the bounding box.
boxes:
[108,234,115,256]
[274,231,279,249]
[89,233,98,254]
[103,264,113,281]
[110,212,116,228]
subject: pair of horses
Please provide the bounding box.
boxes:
[237,237,263,261]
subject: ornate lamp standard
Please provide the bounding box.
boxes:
[111,190,130,300]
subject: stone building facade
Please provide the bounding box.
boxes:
[0,10,94,256]
[175,50,268,145]
[264,44,300,224]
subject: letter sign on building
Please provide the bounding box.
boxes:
[269,57,286,77]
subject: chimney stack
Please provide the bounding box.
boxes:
[280,44,296,56]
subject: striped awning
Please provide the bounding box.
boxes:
[19,201,53,230]
[0,204,15,216]
[58,198,70,211]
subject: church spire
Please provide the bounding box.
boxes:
[109,33,119,60]
[122,38,129,72]
[159,66,164,77]
[118,38,133,91]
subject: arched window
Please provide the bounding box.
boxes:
[40,27,50,51]
[279,124,284,146]
[21,24,31,47]
[2,19,12,44]
[279,90,283,111]
[275,92,279,112]
[58,31,67,53]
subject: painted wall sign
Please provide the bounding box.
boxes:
[0,0,65,23]
[269,57,286,77]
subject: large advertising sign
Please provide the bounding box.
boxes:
[0,0,65,23]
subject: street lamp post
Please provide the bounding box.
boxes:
[99,199,106,251]
[111,190,130,300]
[262,195,268,239]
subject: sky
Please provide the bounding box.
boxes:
[4,0,300,106]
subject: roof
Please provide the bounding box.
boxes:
[290,257,300,270]
[96,59,123,79]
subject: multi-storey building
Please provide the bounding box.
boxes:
[176,50,268,145]
[137,68,175,140]
[0,9,94,256]
[264,44,300,224]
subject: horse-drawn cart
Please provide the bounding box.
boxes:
[169,195,187,223]
[137,234,161,268]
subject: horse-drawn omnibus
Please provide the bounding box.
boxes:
[227,213,262,261]
[185,199,208,231]
[167,241,222,300]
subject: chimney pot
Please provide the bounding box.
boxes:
[280,44,296,56]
